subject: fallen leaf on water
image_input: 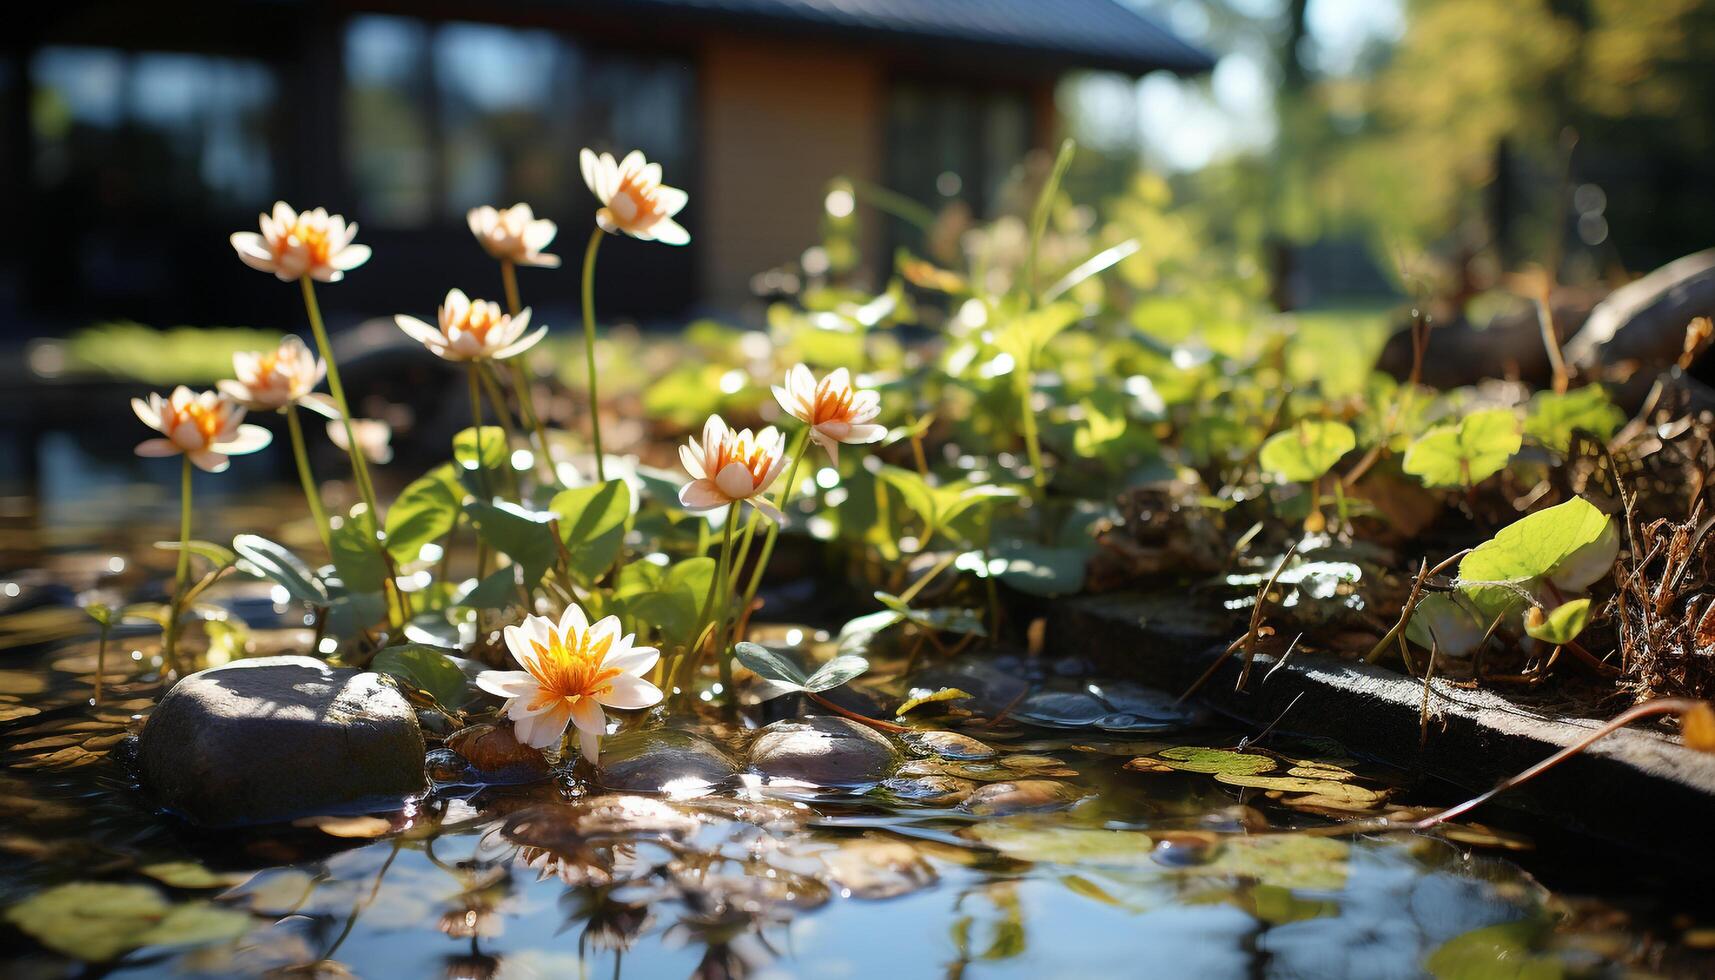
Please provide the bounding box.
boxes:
[291,815,392,838]
[141,861,250,889]
[2,881,252,961]
[0,705,41,722]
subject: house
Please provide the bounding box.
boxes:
[0,0,1213,335]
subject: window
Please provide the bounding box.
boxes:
[345,15,694,227]
[31,46,277,213]
[885,81,1033,218]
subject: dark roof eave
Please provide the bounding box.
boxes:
[559,0,1217,77]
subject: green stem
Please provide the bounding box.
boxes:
[1017,369,1047,492]
[499,259,559,486]
[580,227,607,481]
[300,279,379,514]
[286,405,333,555]
[467,364,491,500]
[164,455,192,676]
[300,279,402,627]
[735,428,813,621]
[711,515,739,699]
[477,362,523,499]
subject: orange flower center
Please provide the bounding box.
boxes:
[274,218,333,266]
[449,301,507,344]
[524,626,623,708]
[716,432,777,485]
[613,172,667,229]
[810,381,856,425]
[165,400,223,445]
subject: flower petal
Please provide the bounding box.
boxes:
[569,698,606,764]
[476,669,538,699]
[134,438,180,458]
[598,672,662,710]
[678,479,728,511]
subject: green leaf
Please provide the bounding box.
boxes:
[896,687,972,716]
[1524,386,1624,452]
[453,425,509,494]
[83,602,114,628]
[385,464,462,563]
[1402,408,1521,487]
[1425,921,1562,980]
[1525,598,1591,645]
[457,566,524,610]
[153,540,238,568]
[371,643,472,708]
[994,301,1082,369]
[464,500,558,590]
[733,640,811,689]
[803,654,870,693]
[625,557,715,648]
[1459,498,1616,622]
[232,534,328,605]
[2,882,250,962]
[876,465,941,543]
[991,541,1089,597]
[1259,420,1357,483]
[550,480,631,582]
[330,508,386,594]
[139,862,247,890]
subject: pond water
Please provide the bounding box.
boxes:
[0,479,1711,978]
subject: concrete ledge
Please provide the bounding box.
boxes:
[1047,592,1715,862]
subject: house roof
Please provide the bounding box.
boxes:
[587,0,1216,76]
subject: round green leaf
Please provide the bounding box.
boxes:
[1525,598,1591,645]
[1402,408,1520,487]
[1259,420,1356,483]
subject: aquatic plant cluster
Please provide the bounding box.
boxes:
[130,147,913,764]
[126,136,1715,753]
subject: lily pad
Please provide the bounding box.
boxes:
[3,882,252,961]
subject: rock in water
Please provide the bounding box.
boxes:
[748,716,899,786]
[136,656,425,827]
[600,728,741,794]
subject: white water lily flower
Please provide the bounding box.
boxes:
[476,604,662,762]
[578,148,690,245]
[677,416,788,521]
[467,203,561,268]
[230,201,371,283]
[326,418,393,464]
[395,289,547,362]
[132,386,272,473]
[218,335,337,417]
[772,364,886,465]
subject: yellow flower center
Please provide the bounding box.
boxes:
[523,625,623,710]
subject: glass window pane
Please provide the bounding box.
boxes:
[346,15,434,227]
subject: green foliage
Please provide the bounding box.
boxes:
[551,480,632,583]
[1524,387,1625,452]
[3,881,251,961]
[330,508,386,594]
[385,464,463,563]
[1402,409,1520,487]
[232,534,327,605]
[1259,420,1356,483]
[1458,497,1616,622]
[1525,598,1591,645]
[371,643,472,708]
[464,500,558,590]
[453,426,509,493]
[732,641,869,699]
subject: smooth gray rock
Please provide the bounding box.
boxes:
[136,656,425,827]
[748,716,899,786]
[1566,248,1715,372]
[600,728,741,793]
